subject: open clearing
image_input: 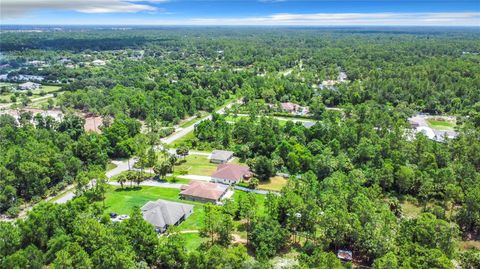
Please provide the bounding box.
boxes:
[426,117,456,131]
[258,176,288,192]
[174,155,217,176]
[401,200,423,219]
[460,240,480,250]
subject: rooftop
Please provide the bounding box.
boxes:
[211,150,234,161]
[211,163,251,183]
[180,181,228,201]
[141,199,193,229]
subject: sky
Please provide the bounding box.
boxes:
[1,0,479,26]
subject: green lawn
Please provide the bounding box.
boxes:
[426,118,455,131]
[258,176,288,192]
[232,190,267,216]
[32,85,61,94]
[180,232,207,251]
[102,185,205,231]
[174,155,217,176]
[101,185,266,250]
[180,112,207,128]
[106,162,117,171]
[171,130,195,148]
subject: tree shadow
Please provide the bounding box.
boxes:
[115,186,142,192]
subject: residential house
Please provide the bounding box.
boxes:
[92,59,106,66]
[337,250,353,261]
[210,150,234,164]
[18,82,41,91]
[211,163,251,185]
[180,181,229,203]
[280,102,309,116]
[141,199,193,233]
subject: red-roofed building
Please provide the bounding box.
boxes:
[180,181,229,203]
[211,164,251,185]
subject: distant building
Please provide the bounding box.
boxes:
[280,102,300,113]
[338,71,348,82]
[211,163,251,185]
[18,82,41,91]
[84,116,103,133]
[280,102,310,116]
[407,115,458,142]
[141,199,193,233]
[180,181,229,203]
[92,59,106,66]
[27,60,46,67]
[210,150,234,164]
[337,250,353,261]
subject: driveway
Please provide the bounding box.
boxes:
[160,99,240,145]
[177,175,212,181]
[108,180,183,189]
[234,185,279,195]
[53,192,76,204]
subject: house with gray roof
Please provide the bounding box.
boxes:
[210,150,234,164]
[141,199,193,233]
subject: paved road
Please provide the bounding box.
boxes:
[166,148,211,157]
[54,192,76,204]
[0,94,55,109]
[177,175,212,181]
[106,159,137,178]
[234,113,316,123]
[161,99,241,145]
[108,180,183,189]
[234,185,279,195]
[8,99,242,212]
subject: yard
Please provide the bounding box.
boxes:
[258,176,288,192]
[426,117,456,131]
[102,185,205,231]
[0,84,62,103]
[100,185,266,251]
[173,155,217,176]
[231,190,267,216]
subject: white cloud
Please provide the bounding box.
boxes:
[1,0,166,18]
[189,12,480,26]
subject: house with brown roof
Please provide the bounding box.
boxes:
[211,163,251,185]
[180,181,229,203]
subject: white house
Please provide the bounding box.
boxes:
[18,82,41,91]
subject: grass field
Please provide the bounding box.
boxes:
[106,162,117,171]
[0,85,62,103]
[180,112,207,128]
[174,155,217,176]
[258,176,288,192]
[426,118,456,131]
[401,201,422,219]
[180,232,207,251]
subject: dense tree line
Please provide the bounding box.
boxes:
[0,112,143,215]
[1,27,479,267]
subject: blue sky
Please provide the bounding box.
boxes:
[1,0,479,26]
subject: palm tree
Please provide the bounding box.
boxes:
[117,174,127,189]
